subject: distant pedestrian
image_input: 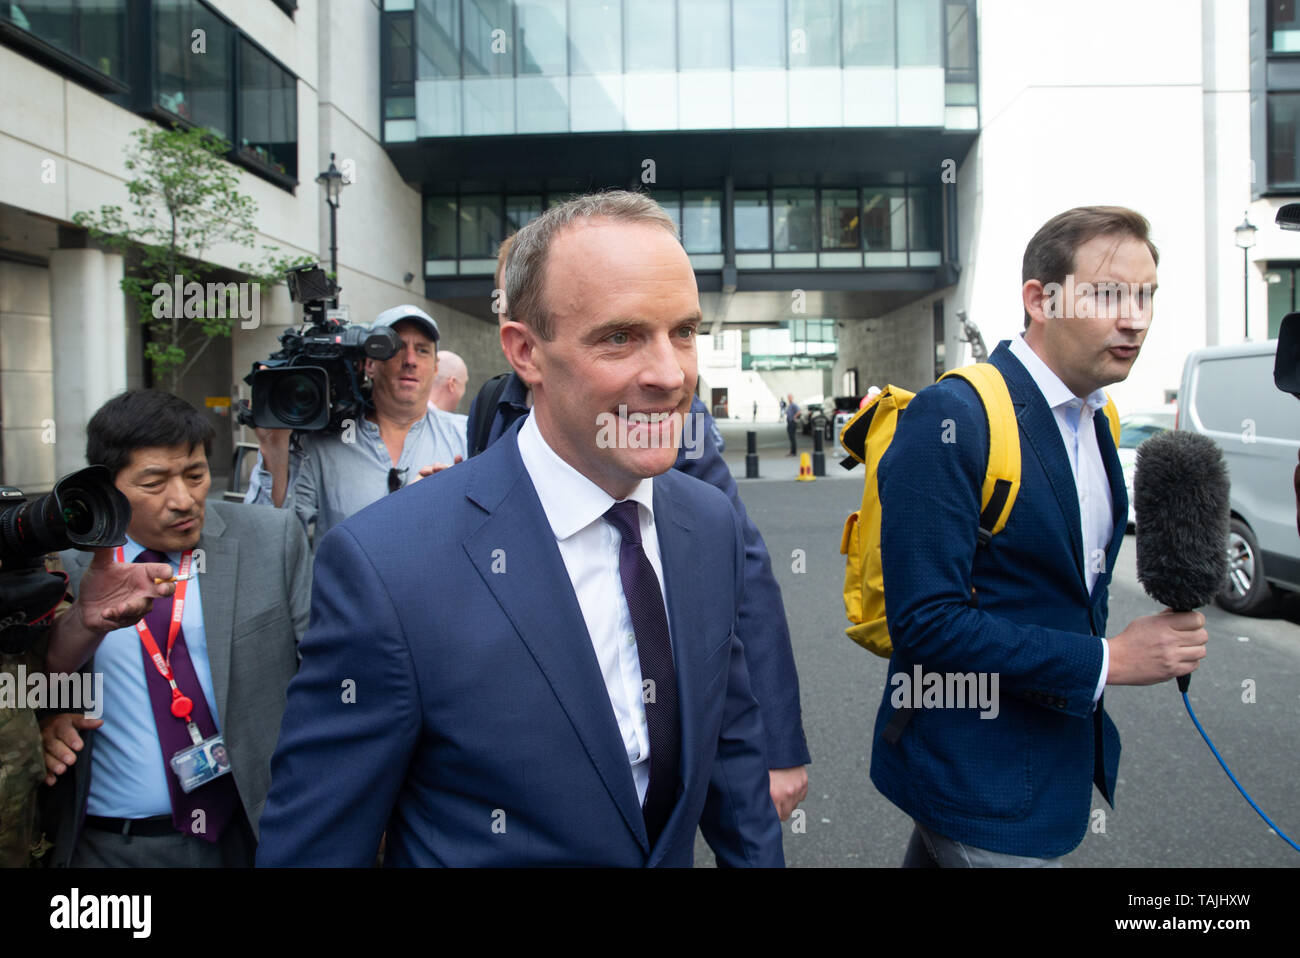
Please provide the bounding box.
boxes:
[785,394,800,456]
[752,400,758,421]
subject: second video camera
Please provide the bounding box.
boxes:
[240,264,400,433]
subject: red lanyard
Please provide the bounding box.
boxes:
[117,546,202,742]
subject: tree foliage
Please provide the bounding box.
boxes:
[73,124,309,391]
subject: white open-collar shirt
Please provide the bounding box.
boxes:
[517,412,671,805]
[1008,334,1113,701]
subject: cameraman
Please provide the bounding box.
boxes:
[248,306,467,541]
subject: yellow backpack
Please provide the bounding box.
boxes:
[837,363,1120,657]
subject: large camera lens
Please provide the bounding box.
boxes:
[250,366,330,431]
[0,465,130,565]
[271,374,323,427]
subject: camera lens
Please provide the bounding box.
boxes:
[270,373,325,428]
[62,497,93,536]
[0,466,129,565]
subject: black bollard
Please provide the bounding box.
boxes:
[812,427,826,477]
[745,430,760,479]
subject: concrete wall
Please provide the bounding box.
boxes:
[0,260,54,488]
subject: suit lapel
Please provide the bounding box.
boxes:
[196,505,238,728]
[992,345,1087,592]
[463,434,649,853]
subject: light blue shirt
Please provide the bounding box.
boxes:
[1007,334,1113,702]
[85,537,221,818]
[245,407,467,543]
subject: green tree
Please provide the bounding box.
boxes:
[73,124,308,391]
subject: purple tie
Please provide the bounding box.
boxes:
[135,549,238,843]
[602,501,680,847]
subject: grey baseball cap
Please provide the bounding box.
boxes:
[374,304,440,343]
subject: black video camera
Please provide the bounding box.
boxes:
[0,466,131,654]
[237,264,401,433]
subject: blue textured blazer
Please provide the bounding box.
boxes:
[257,420,784,867]
[869,341,1127,859]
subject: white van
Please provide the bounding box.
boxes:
[1178,340,1300,615]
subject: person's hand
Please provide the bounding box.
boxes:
[1107,610,1209,686]
[413,455,463,481]
[769,766,809,821]
[255,426,292,460]
[72,548,176,635]
[40,713,103,786]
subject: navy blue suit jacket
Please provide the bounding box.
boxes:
[257,420,784,866]
[869,342,1127,859]
[469,377,809,770]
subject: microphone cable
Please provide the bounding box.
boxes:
[1181,691,1300,854]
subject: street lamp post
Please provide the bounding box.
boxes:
[1235,212,1257,341]
[315,153,347,307]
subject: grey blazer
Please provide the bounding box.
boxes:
[46,499,311,864]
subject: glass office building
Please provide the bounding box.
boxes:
[384,0,978,323]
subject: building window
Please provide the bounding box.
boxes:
[506,195,543,233]
[862,187,907,250]
[734,191,771,250]
[625,0,674,71]
[843,0,894,66]
[820,189,860,250]
[569,0,620,74]
[238,39,297,179]
[1269,93,1300,187]
[908,187,938,249]
[155,0,232,138]
[1266,263,1300,338]
[459,195,503,258]
[946,0,975,73]
[654,190,683,237]
[1,0,127,81]
[463,0,512,77]
[773,188,817,251]
[788,0,840,69]
[679,0,729,70]
[418,0,461,77]
[1271,0,1300,52]
[516,0,566,75]
[713,330,727,350]
[733,0,783,70]
[682,191,723,253]
[424,195,458,260]
[898,0,942,66]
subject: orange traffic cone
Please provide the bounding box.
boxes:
[796,452,815,481]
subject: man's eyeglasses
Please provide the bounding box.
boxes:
[388,467,408,494]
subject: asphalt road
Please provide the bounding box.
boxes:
[694,421,1300,867]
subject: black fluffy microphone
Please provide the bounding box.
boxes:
[1133,431,1231,692]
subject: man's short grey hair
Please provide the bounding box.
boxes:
[503,190,680,340]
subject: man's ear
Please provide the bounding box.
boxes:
[501,320,542,388]
[1022,279,1050,335]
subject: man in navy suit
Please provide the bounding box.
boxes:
[468,234,809,822]
[257,191,784,867]
[870,207,1209,865]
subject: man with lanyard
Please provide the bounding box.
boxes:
[40,390,311,866]
[248,305,466,543]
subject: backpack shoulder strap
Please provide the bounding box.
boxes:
[468,372,512,458]
[940,363,1022,544]
[1100,392,1121,447]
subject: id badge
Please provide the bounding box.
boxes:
[168,734,233,794]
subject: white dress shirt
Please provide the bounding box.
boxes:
[517,412,670,804]
[1007,335,1113,701]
